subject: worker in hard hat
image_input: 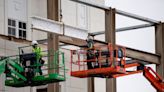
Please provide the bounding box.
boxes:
[86,35,94,49]
[31,40,44,75]
[86,34,94,69]
[86,34,99,69]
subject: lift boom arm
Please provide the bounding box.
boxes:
[143,67,164,92]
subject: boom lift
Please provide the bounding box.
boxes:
[0,45,66,87]
[70,43,164,92]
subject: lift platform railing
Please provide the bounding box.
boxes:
[0,58,6,75]
[71,44,110,71]
[18,45,66,78]
[0,48,66,87]
[70,44,127,78]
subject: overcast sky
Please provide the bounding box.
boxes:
[95,0,164,92]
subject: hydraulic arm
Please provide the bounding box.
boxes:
[143,67,164,92]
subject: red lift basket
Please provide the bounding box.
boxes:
[70,44,127,78]
[70,43,164,91]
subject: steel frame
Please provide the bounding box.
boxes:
[90,23,155,35]
[0,0,162,92]
[70,0,160,24]
[116,9,160,24]
[69,1,163,92]
[155,23,164,88]
[47,0,59,92]
[41,0,164,92]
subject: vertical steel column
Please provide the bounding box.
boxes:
[88,78,94,92]
[47,0,59,92]
[105,8,116,92]
[155,22,164,92]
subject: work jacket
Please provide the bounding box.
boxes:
[87,39,94,49]
[32,46,42,60]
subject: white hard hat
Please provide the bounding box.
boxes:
[87,35,94,40]
[31,40,38,45]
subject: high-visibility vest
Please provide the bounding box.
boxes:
[32,46,42,59]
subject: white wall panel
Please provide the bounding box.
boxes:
[77,4,88,29]
[7,0,27,21]
[88,0,106,32]
[0,0,5,35]
[28,0,47,41]
[61,0,77,27]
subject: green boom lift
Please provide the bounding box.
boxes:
[0,46,66,87]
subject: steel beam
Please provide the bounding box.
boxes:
[47,0,59,92]
[70,0,160,24]
[105,8,116,92]
[37,37,160,65]
[32,17,88,40]
[126,47,160,64]
[90,23,155,36]
[59,36,87,46]
[116,9,160,24]
[92,39,160,64]
[37,36,87,47]
[32,16,64,35]
[155,22,164,91]
[37,36,160,65]
[117,23,155,32]
[88,78,95,92]
[70,0,109,10]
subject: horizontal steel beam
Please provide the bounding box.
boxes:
[93,40,160,64]
[59,36,87,46]
[33,16,160,64]
[70,0,109,10]
[116,9,160,24]
[67,38,160,64]
[38,38,160,64]
[37,36,87,47]
[125,60,150,65]
[32,17,88,40]
[91,23,155,35]
[125,47,160,64]
[116,23,155,32]
[70,0,160,24]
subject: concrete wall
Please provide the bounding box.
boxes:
[0,0,5,35]
[88,0,105,33]
[61,0,77,27]
[0,39,31,92]
[28,0,47,41]
[0,0,105,40]
[0,0,47,40]
[7,0,27,21]
[6,0,27,37]
[61,0,105,32]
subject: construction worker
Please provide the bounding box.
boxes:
[87,34,94,49]
[86,34,98,69]
[31,40,44,75]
